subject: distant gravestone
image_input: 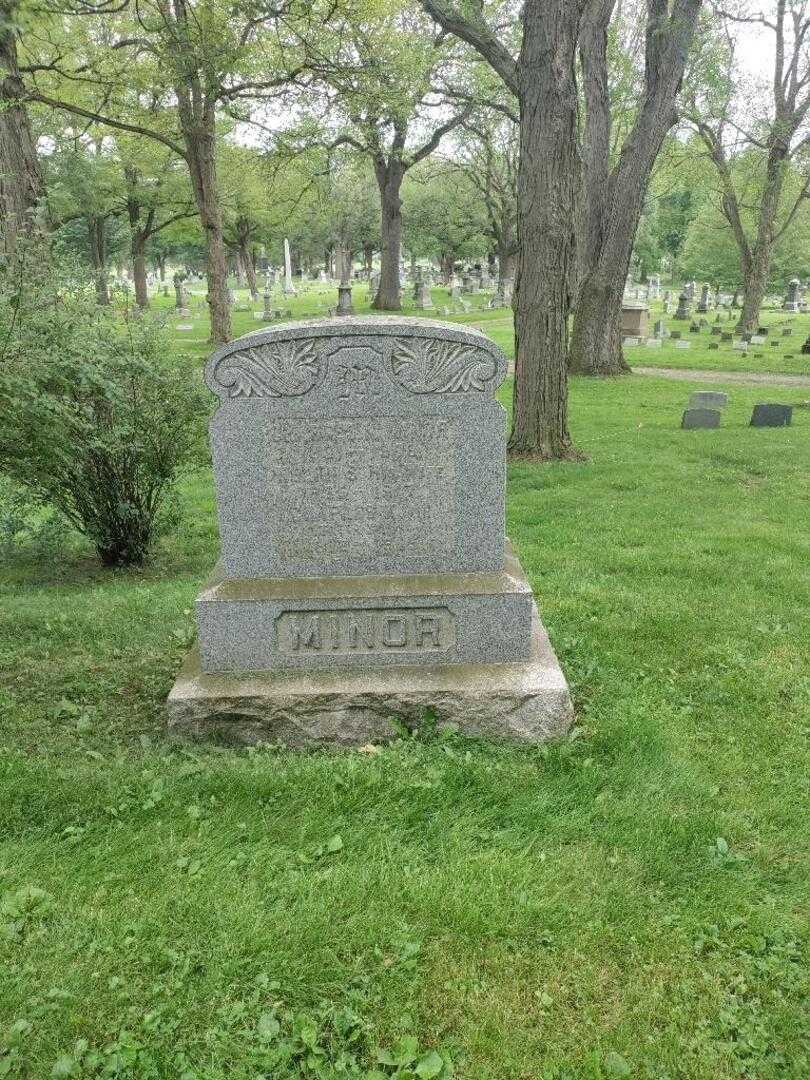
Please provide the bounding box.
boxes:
[173,276,186,309]
[167,317,573,746]
[750,334,766,345]
[711,326,722,336]
[689,322,700,333]
[415,281,434,310]
[670,330,682,340]
[721,332,733,343]
[675,340,691,349]
[697,283,711,313]
[689,391,728,408]
[682,408,720,429]
[750,403,792,427]
[645,338,662,348]
[674,291,690,320]
[653,318,666,338]
[801,336,810,354]
[783,278,801,312]
[335,284,355,316]
[708,343,719,350]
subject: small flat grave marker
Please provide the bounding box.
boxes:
[750,403,792,427]
[689,391,728,408]
[682,408,720,429]
[645,338,662,348]
[675,340,691,349]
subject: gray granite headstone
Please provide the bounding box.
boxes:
[689,391,728,408]
[682,408,720,429]
[750,403,792,427]
[206,318,507,579]
[167,317,573,746]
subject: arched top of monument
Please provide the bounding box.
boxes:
[205,316,508,402]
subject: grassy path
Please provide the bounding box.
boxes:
[1,365,808,1077]
[632,364,810,388]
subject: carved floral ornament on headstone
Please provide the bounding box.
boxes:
[211,327,501,399]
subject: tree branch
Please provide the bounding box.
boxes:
[420,0,520,97]
[28,92,186,158]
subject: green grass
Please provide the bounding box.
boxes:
[1,291,809,1078]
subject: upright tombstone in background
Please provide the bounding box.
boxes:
[674,291,691,320]
[783,278,801,312]
[697,283,711,313]
[621,302,649,338]
[415,280,434,310]
[167,317,573,746]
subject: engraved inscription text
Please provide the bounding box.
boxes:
[277,607,456,655]
[267,417,456,559]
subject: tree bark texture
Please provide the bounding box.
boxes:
[0,10,46,256]
[509,0,579,459]
[372,163,404,311]
[183,124,231,343]
[132,232,149,308]
[569,0,700,375]
[88,216,110,305]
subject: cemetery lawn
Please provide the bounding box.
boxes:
[1,334,809,1075]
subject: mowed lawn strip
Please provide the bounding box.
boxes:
[0,311,808,1078]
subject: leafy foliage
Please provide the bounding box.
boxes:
[0,250,208,566]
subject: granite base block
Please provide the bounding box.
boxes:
[196,540,534,673]
[167,608,573,748]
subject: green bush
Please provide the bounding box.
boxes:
[0,251,208,567]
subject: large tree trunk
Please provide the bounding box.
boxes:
[737,247,772,335]
[569,273,629,375]
[241,245,258,300]
[570,0,699,375]
[132,232,149,308]
[372,164,404,311]
[88,216,110,305]
[182,121,231,344]
[509,0,580,460]
[0,12,46,256]
[496,238,515,292]
[735,147,786,334]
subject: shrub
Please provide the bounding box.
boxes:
[0,251,209,567]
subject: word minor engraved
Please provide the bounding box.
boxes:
[267,417,457,559]
[276,607,456,656]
